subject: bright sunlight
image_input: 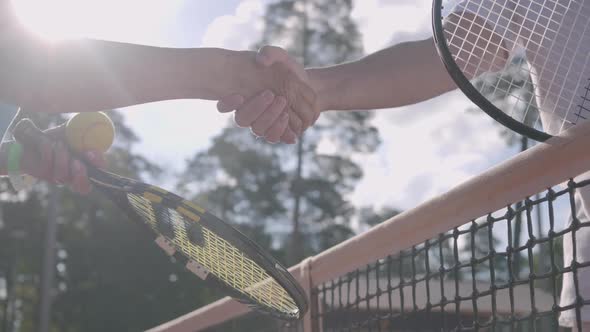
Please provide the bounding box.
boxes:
[12,0,182,42]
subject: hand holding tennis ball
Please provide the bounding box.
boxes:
[65,112,115,153]
[12,112,113,194]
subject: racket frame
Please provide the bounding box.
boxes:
[90,168,308,320]
[431,0,551,142]
[13,118,308,321]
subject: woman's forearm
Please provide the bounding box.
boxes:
[307,37,457,112]
[43,43,255,113]
[0,34,259,113]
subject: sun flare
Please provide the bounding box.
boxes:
[11,0,181,42]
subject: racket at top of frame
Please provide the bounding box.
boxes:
[12,116,308,321]
[432,0,590,142]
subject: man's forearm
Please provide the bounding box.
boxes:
[0,35,257,113]
[307,37,457,112]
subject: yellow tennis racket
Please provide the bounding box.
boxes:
[13,115,307,321]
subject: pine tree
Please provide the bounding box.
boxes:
[178,0,381,267]
[48,111,226,331]
[258,0,380,264]
[0,111,224,331]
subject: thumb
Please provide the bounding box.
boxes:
[217,94,245,113]
[257,46,307,83]
[256,45,299,69]
[43,123,67,141]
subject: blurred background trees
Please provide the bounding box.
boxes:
[0,1,384,331]
[0,1,555,331]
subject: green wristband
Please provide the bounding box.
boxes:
[7,142,23,174]
[6,142,25,190]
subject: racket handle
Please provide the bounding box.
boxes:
[13,118,47,151]
[13,118,92,167]
[11,117,120,192]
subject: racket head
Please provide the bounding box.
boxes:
[93,173,308,320]
[13,118,308,320]
[432,0,590,142]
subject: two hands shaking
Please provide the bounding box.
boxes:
[2,45,321,194]
[217,46,325,144]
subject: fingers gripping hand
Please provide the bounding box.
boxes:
[228,90,291,144]
[217,94,245,113]
[257,46,319,134]
[217,46,320,143]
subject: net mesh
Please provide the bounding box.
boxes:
[199,178,590,331]
[313,180,588,331]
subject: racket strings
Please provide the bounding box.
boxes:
[533,1,590,132]
[447,2,544,126]
[448,2,536,106]
[444,0,590,135]
[464,55,583,124]
[448,1,515,74]
[484,2,580,130]
[125,193,299,316]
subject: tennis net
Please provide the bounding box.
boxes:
[150,121,590,332]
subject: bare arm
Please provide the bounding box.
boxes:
[308,37,457,112]
[0,20,311,114]
[216,19,509,143]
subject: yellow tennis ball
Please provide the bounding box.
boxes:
[65,112,115,153]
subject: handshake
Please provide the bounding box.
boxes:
[0,45,331,194]
[215,46,325,144]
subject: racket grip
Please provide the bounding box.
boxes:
[13,118,46,151]
[13,118,91,166]
[12,117,110,189]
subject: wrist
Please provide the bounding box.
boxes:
[0,142,9,175]
[7,142,25,189]
[226,50,266,96]
[307,67,333,112]
[7,142,23,174]
[161,48,253,101]
[0,141,23,176]
[191,49,268,100]
[0,141,25,189]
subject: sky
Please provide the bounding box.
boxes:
[13,0,566,232]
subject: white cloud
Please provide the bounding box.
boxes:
[352,0,432,52]
[350,90,516,212]
[125,0,519,221]
[121,100,233,171]
[201,0,266,49]
[346,0,520,213]
[125,1,267,179]
[14,0,184,44]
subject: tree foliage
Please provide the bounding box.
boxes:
[0,112,222,332]
[179,0,381,266]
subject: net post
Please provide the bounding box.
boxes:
[299,258,314,332]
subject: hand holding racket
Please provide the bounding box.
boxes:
[13,113,308,320]
[2,117,106,194]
